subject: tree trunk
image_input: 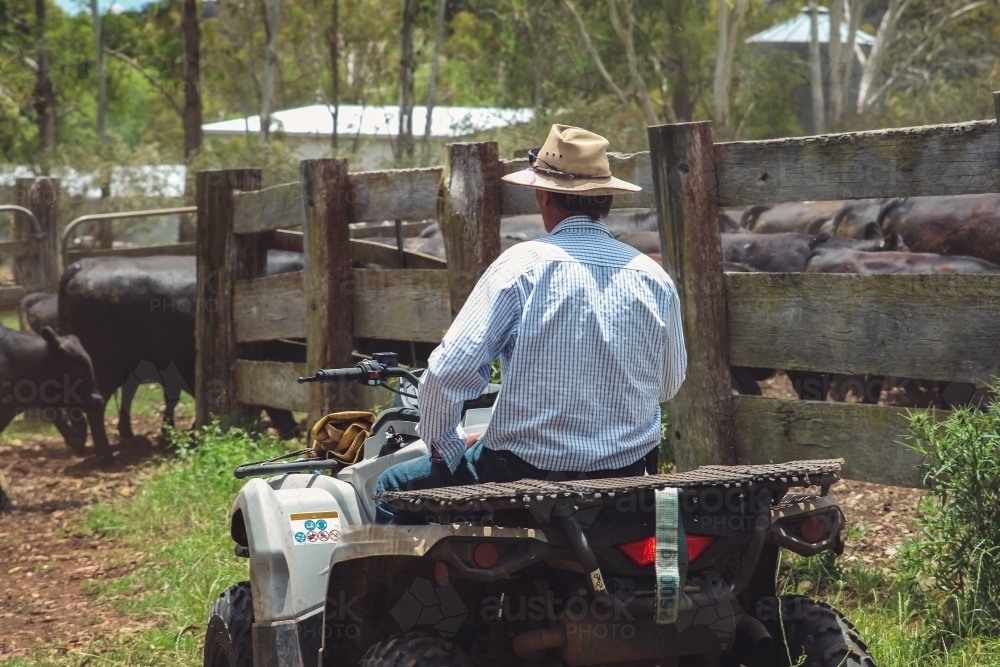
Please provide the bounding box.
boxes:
[808,2,826,134]
[90,0,113,248]
[713,0,730,129]
[33,0,55,156]
[259,0,282,146]
[857,0,902,113]
[328,0,339,150]
[606,0,658,126]
[827,0,844,124]
[90,0,106,141]
[837,0,866,120]
[666,0,694,121]
[396,0,416,162]
[179,0,202,243]
[422,0,446,162]
[182,0,203,160]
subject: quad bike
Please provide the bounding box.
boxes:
[205,352,876,667]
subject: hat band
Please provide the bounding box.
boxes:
[528,164,613,180]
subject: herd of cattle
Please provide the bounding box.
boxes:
[4,193,1000,459]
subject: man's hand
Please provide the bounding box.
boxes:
[430,433,481,465]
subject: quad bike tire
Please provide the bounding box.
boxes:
[725,595,876,667]
[360,632,474,667]
[204,582,254,667]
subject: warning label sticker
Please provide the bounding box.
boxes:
[289,510,341,546]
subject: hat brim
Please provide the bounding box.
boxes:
[501,168,641,196]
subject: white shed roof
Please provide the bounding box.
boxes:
[202,104,535,139]
[747,7,876,45]
[0,164,185,198]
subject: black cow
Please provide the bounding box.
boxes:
[720,232,904,273]
[829,199,888,239]
[55,252,300,452]
[0,325,109,458]
[806,248,1000,275]
[739,201,843,235]
[878,194,1000,265]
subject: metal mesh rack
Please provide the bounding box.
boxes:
[375,458,843,511]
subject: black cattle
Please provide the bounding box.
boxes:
[806,248,1000,275]
[720,232,904,273]
[56,252,299,452]
[739,201,843,235]
[829,199,887,239]
[0,325,110,458]
[18,291,57,333]
[878,194,1000,266]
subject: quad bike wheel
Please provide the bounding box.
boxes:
[360,632,475,667]
[204,582,254,667]
[725,595,876,667]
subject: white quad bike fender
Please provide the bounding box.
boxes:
[229,397,495,667]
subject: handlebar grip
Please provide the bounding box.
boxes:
[297,367,367,383]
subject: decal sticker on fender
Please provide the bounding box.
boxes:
[289,510,341,546]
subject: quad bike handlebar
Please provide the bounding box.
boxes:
[297,352,422,389]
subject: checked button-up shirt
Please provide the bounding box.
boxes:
[417,215,687,473]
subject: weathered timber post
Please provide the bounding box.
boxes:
[439,142,502,316]
[648,122,735,470]
[14,177,59,292]
[194,168,262,427]
[301,159,355,423]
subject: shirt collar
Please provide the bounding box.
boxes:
[550,215,613,237]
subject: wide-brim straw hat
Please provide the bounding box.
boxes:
[502,124,642,197]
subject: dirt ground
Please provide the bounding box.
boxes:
[0,414,175,659]
[0,373,927,659]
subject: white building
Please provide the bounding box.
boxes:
[202,104,535,170]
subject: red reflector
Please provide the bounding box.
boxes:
[473,542,499,569]
[616,534,716,568]
[685,534,715,563]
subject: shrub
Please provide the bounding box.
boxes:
[899,393,1000,635]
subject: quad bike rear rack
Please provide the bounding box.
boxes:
[374,458,844,513]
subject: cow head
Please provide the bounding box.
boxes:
[39,326,104,410]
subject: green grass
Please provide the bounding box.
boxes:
[3,425,295,666]
[0,307,19,330]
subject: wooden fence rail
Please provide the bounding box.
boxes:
[195,145,499,428]
[646,95,1000,490]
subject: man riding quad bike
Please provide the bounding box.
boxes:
[205,126,876,667]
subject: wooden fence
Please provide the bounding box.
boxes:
[193,144,656,427]
[648,104,1000,489]
[197,116,999,490]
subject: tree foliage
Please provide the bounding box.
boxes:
[3,0,1000,168]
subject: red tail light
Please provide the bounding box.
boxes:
[616,536,657,567]
[616,534,716,568]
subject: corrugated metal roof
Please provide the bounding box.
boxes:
[747,7,876,45]
[202,104,534,138]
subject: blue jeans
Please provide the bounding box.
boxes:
[374,442,648,524]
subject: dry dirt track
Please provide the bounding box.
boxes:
[0,416,170,659]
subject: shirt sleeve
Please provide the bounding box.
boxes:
[659,282,687,403]
[417,261,523,472]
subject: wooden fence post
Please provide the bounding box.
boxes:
[648,122,735,470]
[301,159,355,423]
[14,177,59,292]
[194,168,262,427]
[439,142,501,316]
